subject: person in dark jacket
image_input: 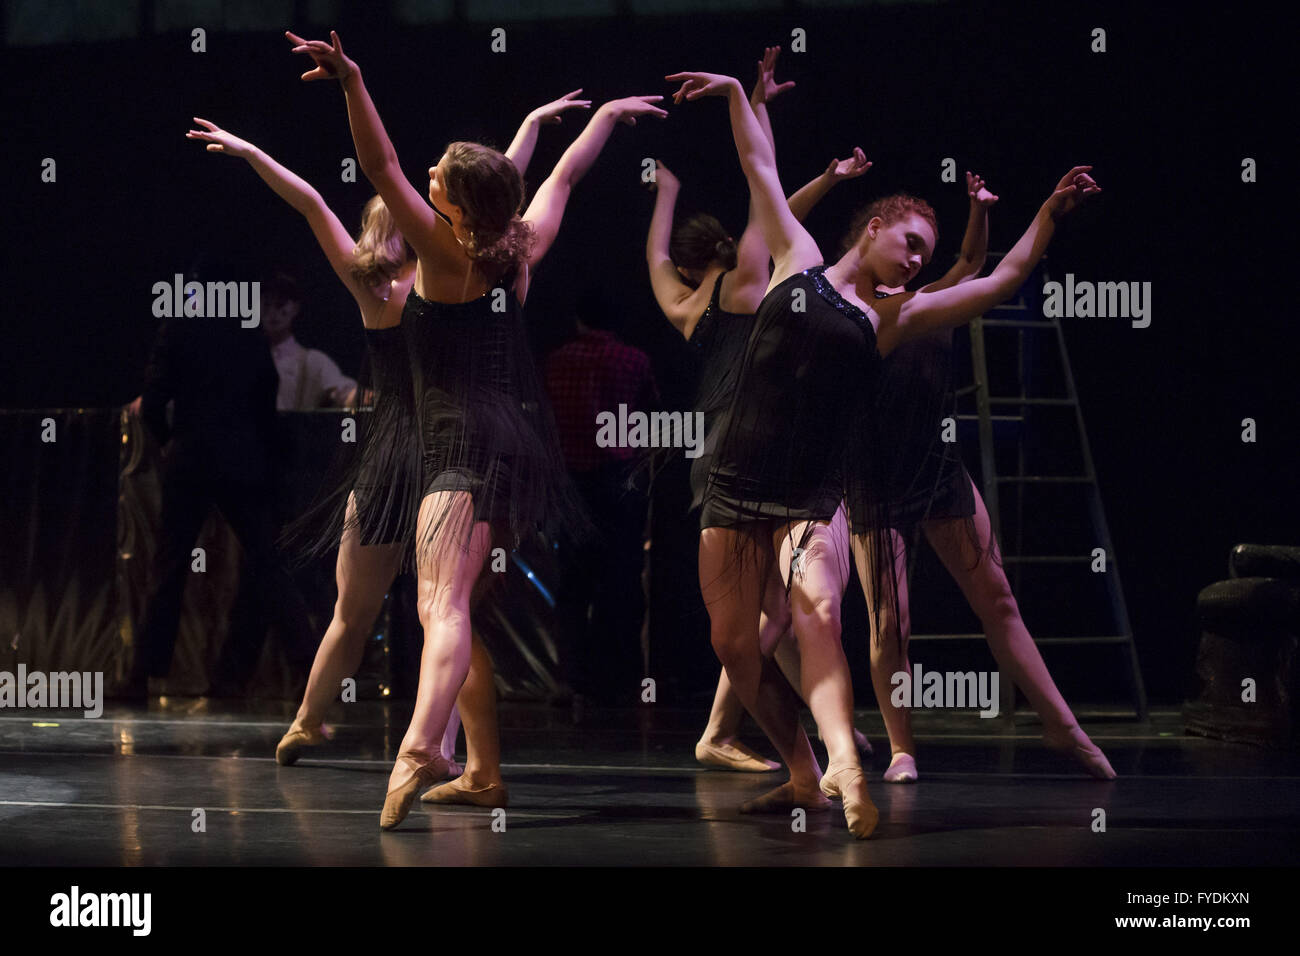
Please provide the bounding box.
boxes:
[124,270,314,697]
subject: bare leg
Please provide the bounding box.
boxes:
[696,671,783,772]
[696,561,791,772]
[923,480,1115,778]
[380,492,492,829]
[698,526,828,813]
[278,492,404,765]
[691,512,873,775]
[776,518,877,836]
[422,630,508,806]
[439,703,462,770]
[853,527,918,782]
[776,506,874,758]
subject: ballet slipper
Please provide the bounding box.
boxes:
[1043,725,1117,780]
[420,774,509,808]
[853,728,874,757]
[275,718,330,766]
[695,739,781,773]
[380,751,449,830]
[819,764,879,839]
[739,780,831,814]
[883,752,918,784]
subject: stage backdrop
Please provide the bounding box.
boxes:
[0,408,569,701]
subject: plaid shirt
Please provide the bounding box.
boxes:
[543,329,659,472]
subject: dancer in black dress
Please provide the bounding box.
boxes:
[844,183,1116,783]
[646,49,872,773]
[179,92,589,777]
[289,29,666,828]
[668,66,1101,838]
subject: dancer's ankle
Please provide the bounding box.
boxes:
[825,748,862,775]
[461,765,503,788]
[698,727,734,748]
[1042,719,1080,739]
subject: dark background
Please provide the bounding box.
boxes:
[2,0,1294,706]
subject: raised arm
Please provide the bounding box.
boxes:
[731,47,806,294]
[785,149,872,224]
[644,161,714,338]
[522,95,667,271]
[666,71,820,284]
[748,46,794,154]
[504,89,592,178]
[287,31,444,268]
[879,166,1101,352]
[186,118,371,307]
[918,171,998,293]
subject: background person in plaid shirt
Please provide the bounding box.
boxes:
[544,286,659,711]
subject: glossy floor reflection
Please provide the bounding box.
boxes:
[1,701,1296,866]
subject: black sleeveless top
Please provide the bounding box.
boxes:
[700,265,880,529]
[687,273,755,510]
[284,269,587,566]
[399,271,586,552]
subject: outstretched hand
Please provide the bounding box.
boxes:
[966,171,999,206]
[185,118,255,158]
[533,89,592,124]
[751,46,796,105]
[601,95,669,126]
[285,30,357,82]
[825,147,871,181]
[665,72,738,104]
[649,159,679,193]
[1045,165,1101,219]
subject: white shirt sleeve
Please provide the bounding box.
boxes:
[305,349,357,406]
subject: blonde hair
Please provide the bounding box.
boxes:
[351,194,411,287]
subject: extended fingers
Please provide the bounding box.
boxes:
[1057,164,1094,187]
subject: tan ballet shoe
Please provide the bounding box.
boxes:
[738,781,831,814]
[275,719,328,766]
[695,740,781,773]
[379,751,449,830]
[819,764,879,839]
[420,775,509,808]
[1044,725,1117,780]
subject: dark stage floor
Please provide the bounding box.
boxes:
[1,700,1296,866]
